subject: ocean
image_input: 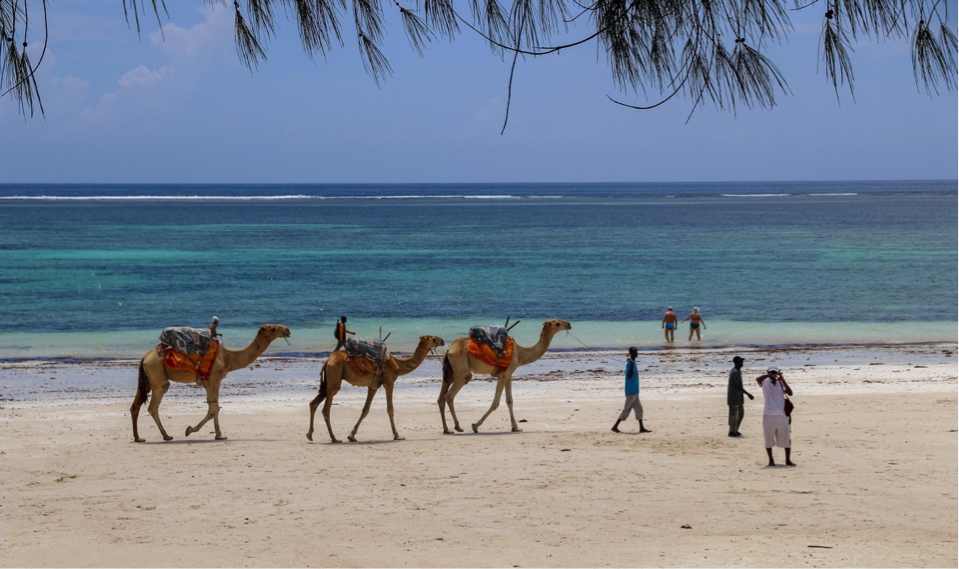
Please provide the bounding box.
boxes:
[0,180,956,360]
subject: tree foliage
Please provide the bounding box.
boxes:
[1,0,956,118]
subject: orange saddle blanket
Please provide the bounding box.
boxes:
[468,337,514,372]
[158,340,219,381]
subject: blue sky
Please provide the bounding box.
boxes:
[1,0,956,183]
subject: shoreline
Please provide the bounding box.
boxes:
[1,338,955,364]
[2,342,955,409]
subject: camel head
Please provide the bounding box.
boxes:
[258,324,292,341]
[542,319,572,337]
[418,335,445,351]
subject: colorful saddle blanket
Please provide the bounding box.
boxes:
[468,336,514,372]
[469,326,508,353]
[157,327,218,380]
[344,337,390,376]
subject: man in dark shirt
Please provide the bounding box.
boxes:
[333,315,355,352]
[727,355,753,437]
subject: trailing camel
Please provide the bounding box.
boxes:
[438,319,571,434]
[307,335,445,443]
[130,324,291,442]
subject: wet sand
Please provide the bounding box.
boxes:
[1,345,956,567]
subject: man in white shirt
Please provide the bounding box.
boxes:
[756,366,795,466]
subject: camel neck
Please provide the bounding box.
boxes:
[394,342,431,375]
[221,332,271,372]
[513,327,556,367]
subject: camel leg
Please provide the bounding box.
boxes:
[445,378,469,433]
[348,387,378,442]
[437,379,453,434]
[210,399,226,440]
[505,379,522,432]
[130,398,145,443]
[472,376,507,433]
[306,384,327,442]
[147,382,174,441]
[322,385,342,443]
[184,382,221,439]
[384,381,404,441]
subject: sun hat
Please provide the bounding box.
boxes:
[767,366,779,373]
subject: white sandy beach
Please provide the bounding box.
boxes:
[1,344,956,567]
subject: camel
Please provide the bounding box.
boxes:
[307,335,445,443]
[130,324,291,442]
[437,319,572,434]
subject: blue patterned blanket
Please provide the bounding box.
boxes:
[344,337,390,366]
[469,326,509,353]
[159,327,213,355]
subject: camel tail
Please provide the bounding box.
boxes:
[135,359,150,406]
[441,352,452,385]
[319,361,328,394]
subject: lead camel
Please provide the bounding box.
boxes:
[438,319,571,434]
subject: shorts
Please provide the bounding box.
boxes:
[763,415,791,448]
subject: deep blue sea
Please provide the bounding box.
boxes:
[0,180,955,359]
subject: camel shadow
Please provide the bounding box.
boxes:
[134,438,286,445]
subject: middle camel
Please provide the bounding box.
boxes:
[307,334,445,443]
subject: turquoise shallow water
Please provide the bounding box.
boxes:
[0,181,955,360]
[0,320,954,360]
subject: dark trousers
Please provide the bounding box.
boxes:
[728,404,744,433]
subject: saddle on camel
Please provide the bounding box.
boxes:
[155,318,222,383]
[467,325,515,372]
[343,337,391,381]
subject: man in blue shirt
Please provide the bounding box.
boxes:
[612,347,651,433]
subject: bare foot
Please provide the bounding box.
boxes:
[611,427,621,433]
[640,429,652,433]
[786,460,796,466]
[768,462,776,467]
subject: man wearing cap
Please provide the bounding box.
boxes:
[727,356,754,437]
[756,366,795,466]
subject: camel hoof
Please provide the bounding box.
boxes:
[215,435,228,440]
[394,435,405,441]
[454,426,463,433]
[134,437,145,443]
[347,435,357,442]
[471,423,479,434]
[443,430,454,435]
[184,426,193,437]
[306,432,313,442]
[163,435,173,441]
[512,427,523,432]
[331,439,342,444]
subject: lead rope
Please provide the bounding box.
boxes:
[566,330,591,350]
